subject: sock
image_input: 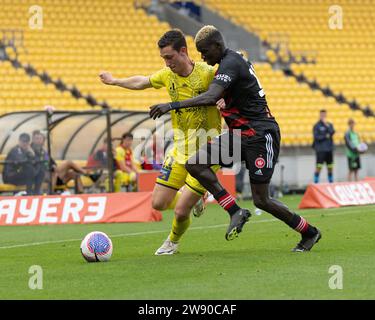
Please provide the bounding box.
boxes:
[214,189,241,216]
[169,216,191,243]
[328,173,333,183]
[167,191,182,210]
[288,213,316,237]
[113,171,123,192]
[314,172,320,183]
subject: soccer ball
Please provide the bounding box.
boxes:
[357,142,368,153]
[80,231,113,262]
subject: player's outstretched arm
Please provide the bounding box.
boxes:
[149,83,224,119]
[99,71,152,90]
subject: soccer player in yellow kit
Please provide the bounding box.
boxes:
[100,29,221,255]
[114,132,138,192]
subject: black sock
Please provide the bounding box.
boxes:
[287,214,317,237]
[214,189,241,216]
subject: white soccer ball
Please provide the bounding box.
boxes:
[357,142,368,153]
[80,231,113,262]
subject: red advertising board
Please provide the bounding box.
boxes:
[0,192,162,226]
[299,180,375,209]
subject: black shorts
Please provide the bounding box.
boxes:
[189,124,280,185]
[56,176,65,186]
[316,151,334,166]
[348,156,361,171]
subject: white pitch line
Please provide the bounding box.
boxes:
[0,207,370,250]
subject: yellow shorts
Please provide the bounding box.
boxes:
[114,170,137,185]
[156,148,219,196]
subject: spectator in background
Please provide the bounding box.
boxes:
[51,159,88,194]
[345,119,362,182]
[86,137,115,191]
[30,130,49,194]
[114,132,139,191]
[87,138,111,169]
[312,109,335,183]
[3,133,37,195]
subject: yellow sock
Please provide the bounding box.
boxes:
[113,171,125,193]
[169,216,191,243]
[167,191,182,210]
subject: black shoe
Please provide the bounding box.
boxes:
[225,209,251,241]
[88,171,102,183]
[292,228,322,252]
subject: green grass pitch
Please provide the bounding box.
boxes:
[0,195,374,299]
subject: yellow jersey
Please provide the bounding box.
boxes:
[150,62,222,163]
[115,146,133,170]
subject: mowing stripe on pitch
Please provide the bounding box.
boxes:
[0,208,368,250]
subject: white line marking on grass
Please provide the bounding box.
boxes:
[0,207,370,250]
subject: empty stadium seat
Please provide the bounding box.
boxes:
[203,0,375,145]
[0,0,203,115]
[1,0,374,146]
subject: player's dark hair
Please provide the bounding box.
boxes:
[208,30,224,46]
[320,109,327,113]
[32,130,45,142]
[122,132,133,140]
[19,132,30,142]
[158,29,187,51]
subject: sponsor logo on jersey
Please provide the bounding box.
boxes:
[215,74,232,83]
[158,167,171,181]
[255,169,263,176]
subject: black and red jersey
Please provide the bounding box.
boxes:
[212,49,277,136]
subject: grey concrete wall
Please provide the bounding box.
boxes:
[155,2,263,61]
[275,145,375,186]
[159,4,203,37]
[200,5,263,61]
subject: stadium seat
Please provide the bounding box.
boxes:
[203,0,375,145]
[0,154,26,194]
[0,0,203,117]
[1,0,374,146]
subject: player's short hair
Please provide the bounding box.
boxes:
[19,133,30,142]
[158,29,187,51]
[32,130,45,142]
[122,132,133,140]
[320,109,327,113]
[348,118,355,125]
[32,129,44,137]
[195,25,224,46]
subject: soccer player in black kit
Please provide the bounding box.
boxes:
[150,25,321,252]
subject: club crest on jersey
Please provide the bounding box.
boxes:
[255,157,265,169]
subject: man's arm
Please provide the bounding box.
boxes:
[149,54,242,119]
[328,123,335,136]
[149,83,224,119]
[117,159,133,173]
[99,71,152,90]
[130,160,139,173]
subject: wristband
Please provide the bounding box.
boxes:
[169,101,181,110]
